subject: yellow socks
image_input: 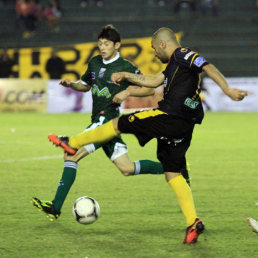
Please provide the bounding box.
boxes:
[69,120,118,149]
[168,175,197,227]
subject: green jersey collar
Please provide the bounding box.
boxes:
[102,52,120,65]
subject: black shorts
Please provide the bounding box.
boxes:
[118,109,194,172]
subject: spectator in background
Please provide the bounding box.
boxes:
[43,0,61,32]
[200,0,219,16]
[29,0,42,26]
[16,0,33,38]
[173,0,197,16]
[45,49,65,79]
[23,0,42,38]
[0,49,15,78]
[16,0,41,38]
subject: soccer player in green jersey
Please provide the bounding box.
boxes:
[32,25,190,221]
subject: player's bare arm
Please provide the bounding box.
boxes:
[59,79,91,92]
[203,64,248,101]
[112,72,164,88]
[112,86,155,104]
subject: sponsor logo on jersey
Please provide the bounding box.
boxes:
[91,84,111,98]
[184,51,196,60]
[193,57,207,67]
[184,97,199,109]
[98,68,106,78]
[128,115,135,122]
[91,72,95,79]
[180,48,188,53]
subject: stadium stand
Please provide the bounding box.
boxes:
[0,0,257,76]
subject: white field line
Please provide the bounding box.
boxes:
[0,155,63,163]
[0,141,49,145]
[0,141,35,145]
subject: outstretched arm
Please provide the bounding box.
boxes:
[113,86,156,104]
[112,72,164,88]
[59,79,91,92]
[202,64,248,101]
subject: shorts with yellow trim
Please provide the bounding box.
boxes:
[118,109,194,171]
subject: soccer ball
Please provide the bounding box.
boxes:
[72,196,100,224]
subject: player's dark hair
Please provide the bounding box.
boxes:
[98,24,121,43]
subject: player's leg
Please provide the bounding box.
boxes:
[48,110,166,152]
[113,153,134,176]
[38,115,114,220]
[52,139,107,212]
[32,147,89,220]
[166,171,197,225]
[101,135,164,176]
[166,172,204,244]
[48,117,120,154]
[158,134,204,244]
[69,118,120,149]
[52,147,89,212]
[107,139,192,180]
[113,154,164,176]
[44,115,113,216]
[103,140,133,176]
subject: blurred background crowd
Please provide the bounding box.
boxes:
[0,0,257,79]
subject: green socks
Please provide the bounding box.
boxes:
[134,160,163,175]
[53,161,77,212]
[52,159,163,212]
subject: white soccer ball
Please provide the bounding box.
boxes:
[72,196,100,224]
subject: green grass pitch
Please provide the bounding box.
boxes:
[0,112,257,258]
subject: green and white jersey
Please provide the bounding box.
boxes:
[81,53,140,121]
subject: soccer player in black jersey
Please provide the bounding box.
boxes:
[49,27,248,244]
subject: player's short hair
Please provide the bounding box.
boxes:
[98,24,121,43]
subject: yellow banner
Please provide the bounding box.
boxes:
[5,33,183,80]
[0,79,47,112]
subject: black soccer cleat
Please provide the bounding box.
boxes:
[183,218,205,244]
[48,134,77,155]
[32,197,61,221]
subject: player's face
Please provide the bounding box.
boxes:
[98,38,120,60]
[151,38,168,63]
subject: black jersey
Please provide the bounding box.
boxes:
[158,47,208,124]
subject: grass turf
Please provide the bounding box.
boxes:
[0,112,257,258]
